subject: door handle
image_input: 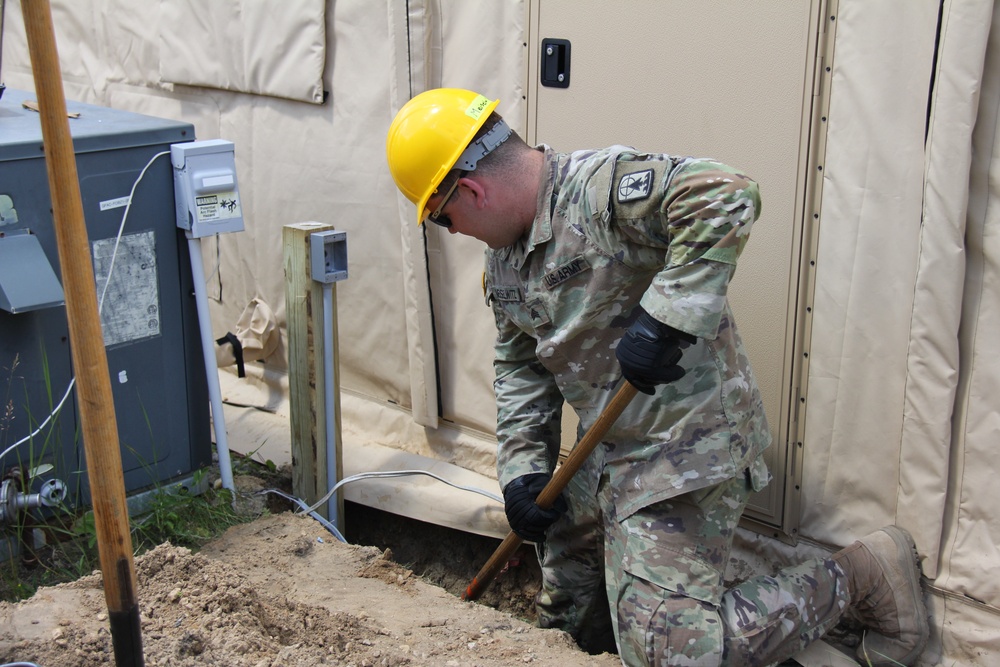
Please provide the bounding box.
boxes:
[541,38,571,88]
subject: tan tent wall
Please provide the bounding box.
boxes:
[934,2,1000,662]
[802,0,950,556]
[798,1,1000,663]
[1,0,520,485]
[3,0,1000,663]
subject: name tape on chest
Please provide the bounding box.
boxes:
[542,255,589,289]
[492,285,523,302]
[616,168,654,203]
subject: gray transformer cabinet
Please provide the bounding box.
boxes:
[0,89,210,505]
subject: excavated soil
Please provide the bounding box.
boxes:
[0,508,620,666]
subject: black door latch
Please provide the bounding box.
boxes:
[541,38,571,88]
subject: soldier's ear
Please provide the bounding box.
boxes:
[459,176,489,210]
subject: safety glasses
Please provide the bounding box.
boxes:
[425,173,464,228]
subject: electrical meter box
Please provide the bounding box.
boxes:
[0,89,210,505]
[171,139,245,238]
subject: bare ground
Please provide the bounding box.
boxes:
[0,497,619,666]
[0,465,862,666]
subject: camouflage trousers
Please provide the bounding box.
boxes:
[535,453,851,666]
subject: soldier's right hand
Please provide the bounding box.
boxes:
[616,307,695,394]
[502,473,566,542]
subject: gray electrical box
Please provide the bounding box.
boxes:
[0,89,210,505]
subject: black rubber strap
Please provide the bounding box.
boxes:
[216,331,245,378]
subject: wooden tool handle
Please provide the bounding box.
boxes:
[463,381,639,601]
[23,1,145,664]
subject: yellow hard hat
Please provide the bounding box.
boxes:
[386,88,500,225]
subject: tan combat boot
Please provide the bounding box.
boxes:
[833,526,929,666]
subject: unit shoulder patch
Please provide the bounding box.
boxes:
[616,168,654,203]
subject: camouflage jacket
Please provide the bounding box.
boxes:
[486,146,771,520]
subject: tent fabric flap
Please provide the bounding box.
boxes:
[800,0,940,546]
[801,1,1000,662]
[936,0,1000,622]
[158,0,327,104]
[900,0,993,578]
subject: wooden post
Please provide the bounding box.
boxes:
[283,222,342,520]
[22,1,144,664]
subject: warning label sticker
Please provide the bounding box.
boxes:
[195,191,242,223]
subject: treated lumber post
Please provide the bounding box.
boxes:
[22,1,144,664]
[283,222,339,519]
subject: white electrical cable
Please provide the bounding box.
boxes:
[0,379,74,463]
[296,469,504,517]
[0,150,169,465]
[97,151,170,312]
[257,488,347,542]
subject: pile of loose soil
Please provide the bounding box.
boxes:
[0,512,619,666]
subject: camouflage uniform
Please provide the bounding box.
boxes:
[486,147,851,665]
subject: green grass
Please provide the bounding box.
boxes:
[0,454,291,603]
[0,349,294,603]
[75,468,243,553]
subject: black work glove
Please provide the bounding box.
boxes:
[502,473,567,543]
[615,308,697,395]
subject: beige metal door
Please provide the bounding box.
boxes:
[528,0,829,535]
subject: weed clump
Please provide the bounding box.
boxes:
[0,455,291,602]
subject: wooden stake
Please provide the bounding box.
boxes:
[463,381,639,601]
[22,1,144,664]
[283,222,338,518]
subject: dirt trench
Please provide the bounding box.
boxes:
[0,494,619,666]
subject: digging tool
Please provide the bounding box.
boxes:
[463,380,639,601]
[22,1,145,664]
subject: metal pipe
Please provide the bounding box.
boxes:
[0,478,67,527]
[322,282,341,532]
[186,235,235,491]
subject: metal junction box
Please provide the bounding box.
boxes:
[0,88,210,506]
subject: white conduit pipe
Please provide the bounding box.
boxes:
[322,282,342,532]
[186,235,235,491]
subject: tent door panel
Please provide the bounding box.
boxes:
[529,0,826,534]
